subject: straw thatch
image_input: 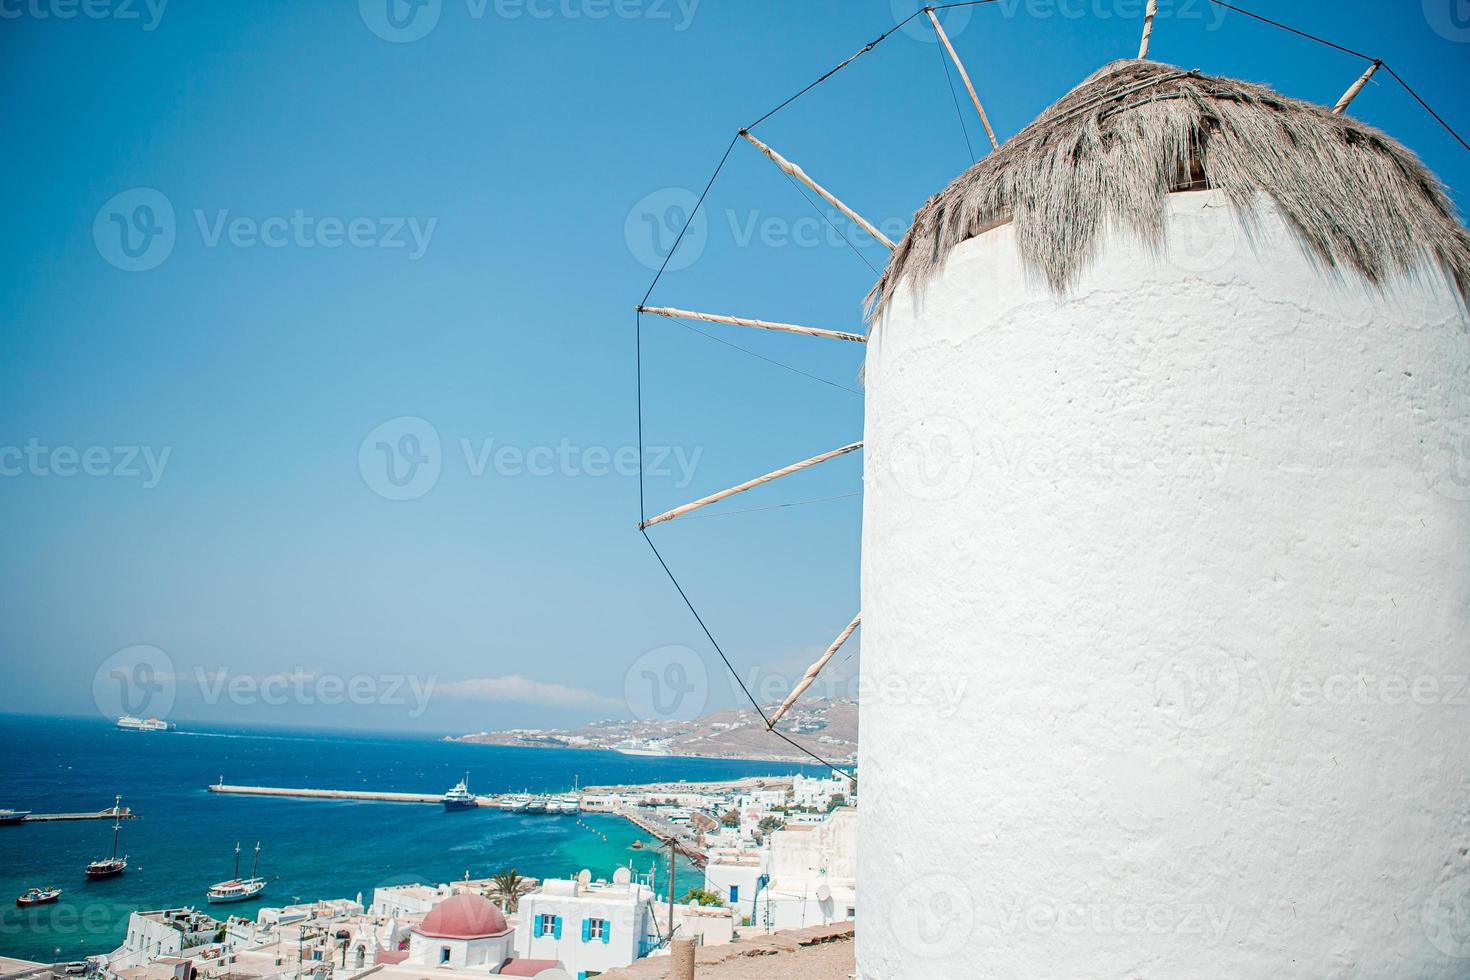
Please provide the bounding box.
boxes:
[868,59,1470,320]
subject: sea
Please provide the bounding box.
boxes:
[0,714,824,964]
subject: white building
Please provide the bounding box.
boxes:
[704,806,857,931]
[788,773,849,811]
[514,869,659,977]
[106,909,224,970]
[405,893,516,969]
[702,846,766,925]
[372,881,452,919]
[859,58,1470,979]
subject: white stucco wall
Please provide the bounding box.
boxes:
[858,190,1470,978]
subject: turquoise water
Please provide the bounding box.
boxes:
[0,715,821,963]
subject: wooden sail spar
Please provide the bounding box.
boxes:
[739,131,897,249]
[1137,0,1158,59]
[1333,60,1381,114]
[767,612,862,728]
[638,306,867,343]
[640,443,862,529]
[926,8,1000,150]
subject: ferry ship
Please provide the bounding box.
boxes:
[0,809,30,825]
[614,740,673,757]
[207,842,269,903]
[116,716,172,732]
[442,774,477,811]
[86,801,127,879]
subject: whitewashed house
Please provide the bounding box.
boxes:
[106,909,224,970]
[514,869,659,977]
[703,806,858,931]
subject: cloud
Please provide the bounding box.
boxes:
[434,675,618,710]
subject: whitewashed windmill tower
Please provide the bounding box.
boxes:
[859,57,1470,980]
[635,9,1470,979]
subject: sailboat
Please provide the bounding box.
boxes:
[85,797,127,879]
[207,841,269,903]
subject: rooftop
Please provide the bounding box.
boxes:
[870,59,1470,317]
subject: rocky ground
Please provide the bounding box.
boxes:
[596,923,854,979]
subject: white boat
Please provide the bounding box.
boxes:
[207,842,269,903]
[116,716,171,732]
[496,794,532,812]
[442,774,477,811]
[614,740,672,757]
[547,795,581,815]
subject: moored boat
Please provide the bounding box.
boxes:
[496,793,532,812]
[85,798,128,880]
[17,886,62,907]
[0,809,30,825]
[547,795,581,815]
[442,774,477,811]
[207,842,269,903]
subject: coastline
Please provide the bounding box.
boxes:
[443,736,847,769]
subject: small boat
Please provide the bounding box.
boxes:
[442,774,477,811]
[207,842,268,903]
[547,795,581,815]
[523,796,548,815]
[17,886,62,907]
[0,809,30,825]
[85,799,127,880]
[497,794,532,813]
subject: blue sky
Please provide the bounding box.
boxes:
[2,0,1467,733]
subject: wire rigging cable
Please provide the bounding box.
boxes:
[935,29,978,164]
[1201,0,1469,154]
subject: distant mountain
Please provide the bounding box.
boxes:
[446,697,857,766]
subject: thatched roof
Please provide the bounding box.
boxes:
[868,59,1470,319]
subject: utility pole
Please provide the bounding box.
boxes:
[665,837,677,944]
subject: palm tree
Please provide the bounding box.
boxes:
[488,869,533,913]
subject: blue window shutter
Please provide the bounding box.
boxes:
[601,920,610,945]
[553,916,562,940]
[533,917,543,939]
[581,918,591,943]
[730,886,739,904]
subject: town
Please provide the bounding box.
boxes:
[9,773,855,980]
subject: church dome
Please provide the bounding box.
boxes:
[413,894,511,940]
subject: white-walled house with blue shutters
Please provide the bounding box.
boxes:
[513,870,659,978]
